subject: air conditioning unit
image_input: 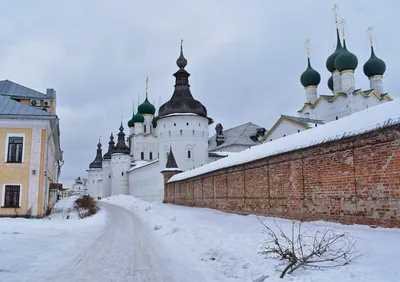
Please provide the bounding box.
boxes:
[43,100,51,107]
[30,100,40,107]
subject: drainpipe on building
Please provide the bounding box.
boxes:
[43,118,59,212]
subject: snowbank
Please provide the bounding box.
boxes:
[0,208,106,281]
[53,196,78,212]
[170,99,400,182]
[105,195,400,282]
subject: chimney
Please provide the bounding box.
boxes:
[215,123,225,146]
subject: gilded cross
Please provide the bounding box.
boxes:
[367,26,374,46]
[304,39,311,57]
[146,77,149,95]
[180,39,184,47]
[339,18,346,39]
[333,4,339,28]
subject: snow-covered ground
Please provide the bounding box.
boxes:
[105,195,400,282]
[0,197,106,282]
[1,195,399,281]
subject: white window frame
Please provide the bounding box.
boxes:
[4,133,26,163]
[1,183,22,208]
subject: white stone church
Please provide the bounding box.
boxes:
[86,17,393,202]
[262,24,392,142]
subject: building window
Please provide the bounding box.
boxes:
[150,125,152,133]
[121,172,124,176]
[270,139,272,141]
[174,123,176,126]
[298,130,300,133]
[180,130,183,136]
[187,150,191,159]
[336,116,338,120]
[144,125,147,133]
[186,122,189,126]
[149,152,153,160]
[169,131,171,137]
[192,130,195,136]
[283,134,286,137]
[2,185,21,208]
[315,124,318,127]
[141,152,144,160]
[6,136,24,163]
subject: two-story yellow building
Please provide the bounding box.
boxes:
[0,80,62,217]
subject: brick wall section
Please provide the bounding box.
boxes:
[164,125,400,228]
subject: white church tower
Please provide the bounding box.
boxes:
[157,42,211,171]
[101,133,114,197]
[127,78,158,162]
[86,140,103,198]
[110,123,131,195]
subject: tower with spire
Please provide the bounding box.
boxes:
[110,123,131,195]
[363,26,386,94]
[127,78,158,163]
[87,139,103,198]
[300,39,321,104]
[157,40,212,171]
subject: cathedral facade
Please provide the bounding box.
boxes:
[87,45,212,201]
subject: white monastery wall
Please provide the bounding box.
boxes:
[128,160,163,202]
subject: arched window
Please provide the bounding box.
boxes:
[144,125,147,133]
[186,122,189,126]
[174,123,176,126]
[149,152,153,160]
[336,116,339,120]
[121,172,124,176]
[186,144,193,159]
[141,152,144,160]
[169,131,171,137]
[180,130,183,136]
[192,130,195,136]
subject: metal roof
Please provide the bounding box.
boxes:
[0,95,55,117]
[208,122,265,151]
[0,80,54,99]
[282,115,324,127]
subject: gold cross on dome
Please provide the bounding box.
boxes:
[333,4,339,28]
[367,26,374,46]
[180,39,184,47]
[304,39,311,57]
[146,77,148,95]
[339,18,346,38]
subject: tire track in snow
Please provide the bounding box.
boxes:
[47,203,175,282]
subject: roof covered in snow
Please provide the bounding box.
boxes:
[170,99,399,183]
[208,122,266,151]
[281,115,324,127]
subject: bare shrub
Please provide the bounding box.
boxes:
[74,195,99,219]
[23,207,33,218]
[44,205,53,217]
[259,219,361,278]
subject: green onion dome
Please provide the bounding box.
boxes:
[326,29,343,73]
[363,46,386,78]
[127,111,135,127]
[138,97,156,115]
[327,75,333,91]
[152,116,159,128]
[300,58,321,87]
[334,40,358,72]
[133,111,144,123]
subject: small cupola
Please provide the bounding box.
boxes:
[300,57,321,87]
[327,75,333,91]
[334,39,358,72]
[133,111,145,123]
[326,29,343,73]
[89,139,103,169]
[215,123,225,146]
[363,46,386,78]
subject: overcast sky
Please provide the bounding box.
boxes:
[0,0,398,187]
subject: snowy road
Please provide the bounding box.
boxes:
[48,203,176,282]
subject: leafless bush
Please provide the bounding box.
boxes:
[44,205,53,217]
[74,195,99,219]
[259,219,361,278]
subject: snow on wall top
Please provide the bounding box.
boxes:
[169,99,400,183]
